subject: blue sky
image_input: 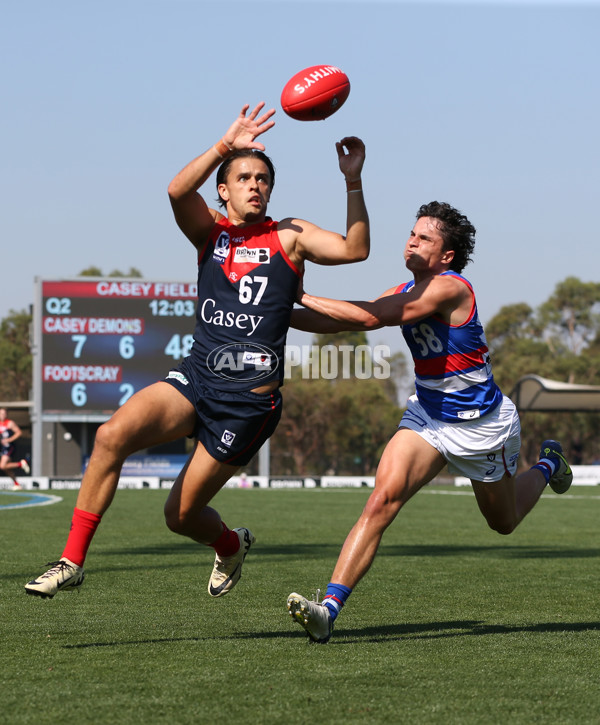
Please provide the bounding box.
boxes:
[3,0,599,354]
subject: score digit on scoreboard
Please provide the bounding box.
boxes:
[37,279,197,418]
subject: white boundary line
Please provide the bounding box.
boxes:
[421,489,600,500]
[0,492,63,510]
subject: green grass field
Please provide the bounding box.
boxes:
[1,486,599,724]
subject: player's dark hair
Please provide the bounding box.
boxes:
[216,149,276,209]
[417,201,476,273]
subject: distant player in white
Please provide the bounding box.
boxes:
[287,201,573,643]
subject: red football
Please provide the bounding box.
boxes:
[281,65,350,121]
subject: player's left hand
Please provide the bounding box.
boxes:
[336,136,365,181]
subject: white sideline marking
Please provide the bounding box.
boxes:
[421,489,600,500]
[0,492,63,510]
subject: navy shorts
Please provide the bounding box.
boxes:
[1,443,15,458]
[163,365,282,466]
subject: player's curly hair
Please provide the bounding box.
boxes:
[216,149,276,209]
[417,201,476,273]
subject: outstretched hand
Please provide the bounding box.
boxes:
[336,136,365,181]
[222,102,276,152]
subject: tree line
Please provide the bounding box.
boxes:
[2,275,599,474]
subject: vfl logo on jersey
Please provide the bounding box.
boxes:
[207,342,279,381]
[234,247,270,264]
[213,231,230,264]
[221,430,236,448]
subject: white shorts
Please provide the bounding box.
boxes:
[399,394,521,482]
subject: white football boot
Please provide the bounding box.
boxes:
[25,558,85,599]
[287,592,333,644]
[208,527,255,597]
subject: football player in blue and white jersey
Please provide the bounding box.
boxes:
[287,201,572,643]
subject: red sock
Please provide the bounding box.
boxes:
[208,522,240,557]
[61,507,102,567]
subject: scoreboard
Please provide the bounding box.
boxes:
[35,278,197,419]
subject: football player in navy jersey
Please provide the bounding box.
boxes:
[0,408,30,491]
[25,102,370,600]
[287,201,572,643]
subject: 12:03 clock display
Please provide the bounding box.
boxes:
[38,279,197,417]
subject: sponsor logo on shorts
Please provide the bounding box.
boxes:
[166,371,189,386]
[221,430,236,447]
[207,342,278,381]
[213,232,230,264]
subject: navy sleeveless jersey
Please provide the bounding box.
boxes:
[189,217,300,391]
[0,417,16,454]
[397,271,503,422]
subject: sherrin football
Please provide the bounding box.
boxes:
[281,65,350,121]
